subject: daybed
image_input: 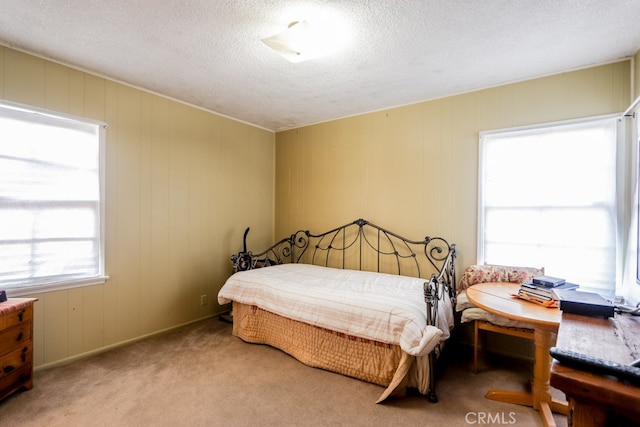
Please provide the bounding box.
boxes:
[218,218,457,403]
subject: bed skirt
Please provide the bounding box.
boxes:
[232,302,430,403]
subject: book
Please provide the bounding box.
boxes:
[532,275,566,288]
[519,286,554,301]
[520,281,579,299]
[552,288,615,318]
[518,290,553,302]
[515,289,558,307]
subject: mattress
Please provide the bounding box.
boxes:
[218,263,454,357]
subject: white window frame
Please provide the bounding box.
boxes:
[478,114,624,297]
[0,100,108,296]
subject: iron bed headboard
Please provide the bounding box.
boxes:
[231,218,457,299]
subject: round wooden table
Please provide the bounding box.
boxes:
[466,282,569,427]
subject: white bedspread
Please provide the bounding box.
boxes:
[218,264,453,357]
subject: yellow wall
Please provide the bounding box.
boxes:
[0,46,275,369]
[1,43,635,368]
[275,61,631,272]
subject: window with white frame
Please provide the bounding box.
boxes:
[478,115,621,297]
[0,101,107,296]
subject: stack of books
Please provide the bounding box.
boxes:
[517,275,579,306]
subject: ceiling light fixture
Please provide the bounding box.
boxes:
[261,20,342,63]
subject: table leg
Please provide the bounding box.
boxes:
[532,325,568,426]
[532,326,554,408]
[485,390,532,406]
[485,325,568,427]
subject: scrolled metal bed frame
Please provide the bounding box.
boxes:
[229,218,457,402]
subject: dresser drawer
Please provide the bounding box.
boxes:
[0,342,32,379]
[0,298,36,401]
[0,363,33,401]
[0,323,31,356]
[4,305,33,330]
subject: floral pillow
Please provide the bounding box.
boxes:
[458,264,544,291]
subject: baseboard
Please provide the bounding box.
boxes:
[34,314,216,373]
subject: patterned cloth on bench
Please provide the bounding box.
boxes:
[455,264,544,329]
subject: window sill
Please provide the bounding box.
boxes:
[5,276,110,297]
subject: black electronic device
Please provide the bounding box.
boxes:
[550,347,640,384]
[0,290,6,302]
[552,288,615,318]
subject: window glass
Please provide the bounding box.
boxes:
[0,101,106,295]
[479,116,618,296]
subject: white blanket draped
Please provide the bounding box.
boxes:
[218,264,453,357]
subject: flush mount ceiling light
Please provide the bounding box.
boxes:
[261,20,343,63]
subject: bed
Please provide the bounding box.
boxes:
[217,218,457,403]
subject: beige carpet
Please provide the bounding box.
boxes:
[0,318,567,427]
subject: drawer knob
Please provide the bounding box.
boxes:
[17,310,25,322]
[3,365,15,374]
[16,332,24,341]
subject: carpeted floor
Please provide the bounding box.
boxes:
[0,318,567,426]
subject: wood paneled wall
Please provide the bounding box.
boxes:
[0,46,275,369]
[275,61,632,272]
[1,44,635,368]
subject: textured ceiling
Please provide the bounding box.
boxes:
[0,1,639,132]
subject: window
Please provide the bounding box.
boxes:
[479,115,620,297]
[0,100,107,296]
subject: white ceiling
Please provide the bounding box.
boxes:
[0,1,639,132]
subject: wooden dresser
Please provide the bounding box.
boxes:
[550,312,640,426]
[0,298,37,401]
